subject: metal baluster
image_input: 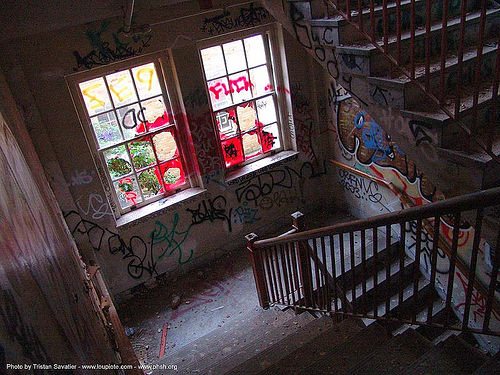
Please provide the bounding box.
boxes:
[427,216,441,323]
[462,209,484,331]
[445,213,461,327]
[412,219,422,323]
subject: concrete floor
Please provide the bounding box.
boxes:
[116,209,356,367]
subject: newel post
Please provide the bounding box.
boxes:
[246,232,270,309]
[292,212,313,307]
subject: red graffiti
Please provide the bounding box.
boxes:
[209,76,254,99]
[441,223,471,247]
[455,271,500,322]
[264,84,291,94]
[169,280,230,321]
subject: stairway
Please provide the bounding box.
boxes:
[264,0,500,198]
[151,305,498,374]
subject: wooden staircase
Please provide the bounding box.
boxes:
[264,0,500,198]
[152,306,498,374]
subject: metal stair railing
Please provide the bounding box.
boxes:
[325,0,500,161]
[247,186,500,336]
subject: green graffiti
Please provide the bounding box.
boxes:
[151,213,193,264]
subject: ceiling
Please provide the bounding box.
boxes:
[0,0,194,42]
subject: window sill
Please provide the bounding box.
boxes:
[116,187,207,230]
[226,150,299,185]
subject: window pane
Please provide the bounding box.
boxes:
[207,77,232,110]
[216,108,238,139]
[221,137,244,167]
[152,130,178,161]
[141,96,170,131]
[106,70,138,107]
[138,167,162,199]
[91,112,122,148]
[201,46,227,80]
[242,132,262,159]
[229,72,253,104]
[244,35,267,68]
[223,40,247,74]
[79,77,112,116]
[261,123,280,152]
[114,176,142,208]
[129,139,156,169]
[256,95,277,125]
[104,145,132,179]
[117,103,144,139]
[249,66,271,98]
[236,102,257,132]
[132,63,162,99]
[160,158,185,191]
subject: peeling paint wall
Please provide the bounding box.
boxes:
[0,83,116,370]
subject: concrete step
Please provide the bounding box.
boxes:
[298,322,390,374]
[331,0,483,45]
[344,256,416,313]
[257,317,369,375]
[154,307,301,372]
[347,328,433,375]
[473,350,500,374]
[401,334,488,375]
[334,8,500,76]
[371,43,498,107]
[223,316,363,375]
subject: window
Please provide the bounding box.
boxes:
[200,29,288,170]
[69,53,195,216]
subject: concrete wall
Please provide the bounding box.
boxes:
[0,71,117,372]
[0,1,338,297]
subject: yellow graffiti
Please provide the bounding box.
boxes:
[136,67,154,91]
[82,83,105,110]
[109,75,133,103]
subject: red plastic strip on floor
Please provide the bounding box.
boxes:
[158,322,168,359]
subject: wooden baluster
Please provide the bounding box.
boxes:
[247,233,269,309]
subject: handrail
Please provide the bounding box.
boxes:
[323,0,500,164]
[329,160,500,316]
[254,186,500,248]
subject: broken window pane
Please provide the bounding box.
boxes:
[237,102,257,132]
[153,130,178,161]
[104,145,132,179]
[138,167,162,199]
[160,158,185,191]
[141,96,169,131]
[242,132,262,159]
[129,139,156,169]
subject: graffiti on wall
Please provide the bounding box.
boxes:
[73,20,152,71]
[337,98,437,203]
[64,210,194,279]
[234,161,327,207]
[201,3,269,35]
